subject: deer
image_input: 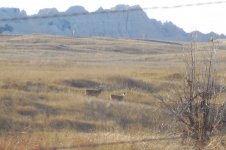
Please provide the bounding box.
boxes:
[85,88,102,97]
[110,93,126,101]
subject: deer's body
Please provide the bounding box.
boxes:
[110,93,125,101]
[86,89,102,97]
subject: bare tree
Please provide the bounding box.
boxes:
[156,36,226,145]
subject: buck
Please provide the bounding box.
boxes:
[110,93,125,101]
[85,88,102,97]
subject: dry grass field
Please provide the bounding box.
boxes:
[0,34,226,149]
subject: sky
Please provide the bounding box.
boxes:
[1,0,226,35]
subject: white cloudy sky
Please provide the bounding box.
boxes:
[1,0,226,34]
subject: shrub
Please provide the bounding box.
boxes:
[156,38,226,146]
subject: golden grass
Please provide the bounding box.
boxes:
[0,35,226,149]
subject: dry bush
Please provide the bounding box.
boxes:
[156,38,226,147]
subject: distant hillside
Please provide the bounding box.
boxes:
[0,5,225,41]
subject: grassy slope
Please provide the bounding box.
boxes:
[0,35,225,149]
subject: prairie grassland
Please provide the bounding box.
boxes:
[0,35,226,149]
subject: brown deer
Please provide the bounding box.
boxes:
[110,93,125,101]
[85,88,102,97]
